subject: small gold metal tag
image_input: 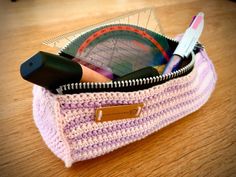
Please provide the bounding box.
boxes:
[95,103,144,122]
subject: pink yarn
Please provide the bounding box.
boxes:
[32,48,217,167]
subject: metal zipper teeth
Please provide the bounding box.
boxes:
[56,27,202,94]
[56,51,195,94]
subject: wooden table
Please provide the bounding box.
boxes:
[0,0,235,176]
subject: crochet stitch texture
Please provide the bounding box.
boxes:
[32,49,217,167]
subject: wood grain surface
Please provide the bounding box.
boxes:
[0,0,235,176]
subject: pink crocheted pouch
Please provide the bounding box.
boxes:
[32,36,217,167]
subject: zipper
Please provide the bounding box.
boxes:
[55,35,203,94]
